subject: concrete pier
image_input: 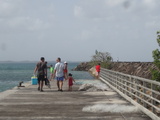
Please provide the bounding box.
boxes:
[0,80,151,120]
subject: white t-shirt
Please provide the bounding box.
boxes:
[54,62,64,77]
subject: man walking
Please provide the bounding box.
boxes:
[53,57,65,92]
[34,57,47,92]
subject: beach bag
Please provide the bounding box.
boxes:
[45,78,50,85]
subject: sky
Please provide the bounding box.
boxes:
[0,0,160,62]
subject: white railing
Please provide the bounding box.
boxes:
[100,68,160,120]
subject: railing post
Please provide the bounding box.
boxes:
[124,76,127,95]
[136,79,140,103]
[116,72,118,89]
[143,81,147,108]
[130,76,134,99]
[151,83,156,114]
[126,76,129,96]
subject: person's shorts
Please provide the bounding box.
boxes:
[38,75,45,82]
[56,76,64,81]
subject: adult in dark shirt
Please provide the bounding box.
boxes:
[34,57,47,92]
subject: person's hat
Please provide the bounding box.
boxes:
[64,61,67,64]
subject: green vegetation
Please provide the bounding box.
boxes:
[152,31,160,82]
[90,50,113,69]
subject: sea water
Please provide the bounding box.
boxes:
[0,62,94,92]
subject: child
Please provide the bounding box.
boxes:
[64,61,68,79]
[49,65,54,81]
[95,63,101,79]
[67,73,75,91]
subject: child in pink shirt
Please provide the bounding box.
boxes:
[68,73,75,91]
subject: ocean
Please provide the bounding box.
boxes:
[0,62,94,92]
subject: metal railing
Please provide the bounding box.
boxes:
[100,68,160,120]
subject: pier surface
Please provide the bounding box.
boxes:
[0,80,151,120]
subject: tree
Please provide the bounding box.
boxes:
[152,31,160,82]
[91,50,113,62]
[91,50,113,69]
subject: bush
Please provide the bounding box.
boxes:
[91,50,113,63]
[90,50,113,69]
[152,31,160,82]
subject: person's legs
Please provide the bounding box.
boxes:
[96,72,100,79]
[68,86,71,91]
[56,77,64,91]
[38,75,44,92]
[40,80,42,91]
[98,72,100,79]
[59,77,64,91]
[37,76,40,91]
[57,79,60,90]
[40,80,44,91]
[50,73,54,81]
[59,81,63,91]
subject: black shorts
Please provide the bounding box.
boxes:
[38,75,45,82]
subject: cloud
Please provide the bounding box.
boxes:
[0,1,16,17]
[142,0,156,8]
[145,20,160,28]
[0,43,6,51]
[0,0,160,61]
[74,0,108,20]
[74,0,160,31]
[74,0,160,19]
[0,17,51,34]
[0,0,55,33]
[8,17,50,31]
[80,30,92,41]
[72,0,160,61]
[105,0,126,7]
[0,0,27,18]
[74,6,83,18]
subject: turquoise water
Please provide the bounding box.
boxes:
[0,62,94,92]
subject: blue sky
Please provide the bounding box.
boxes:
[0,0,160,62]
